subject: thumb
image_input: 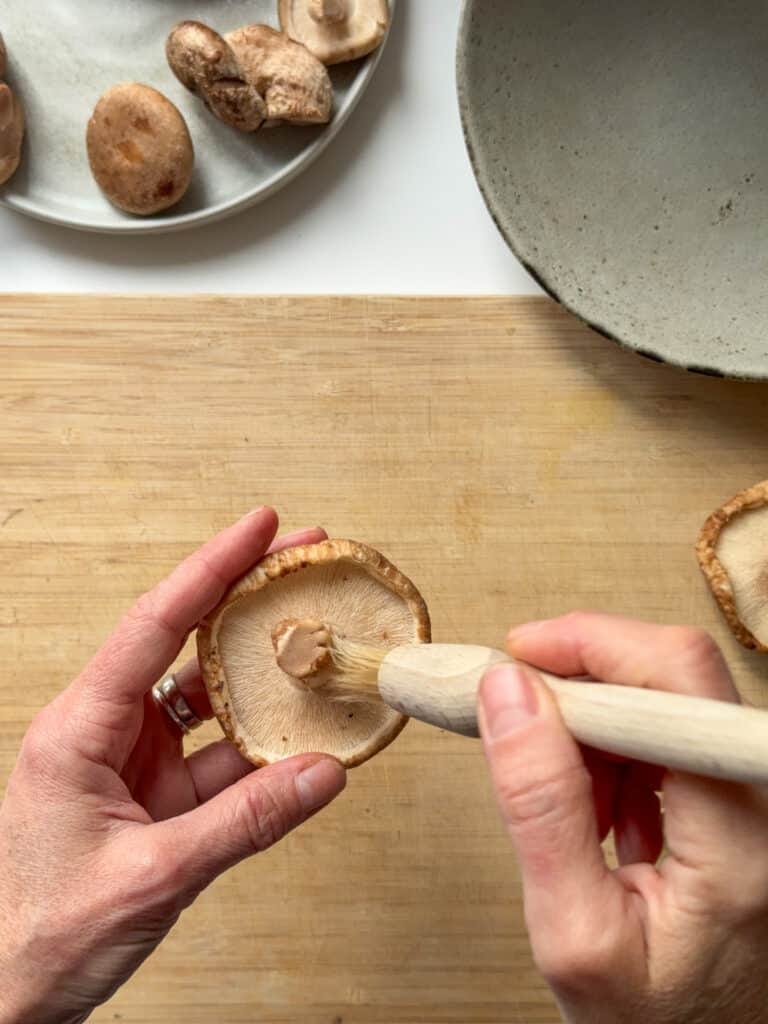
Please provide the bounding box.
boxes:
[478,663,611,930]
[154,754,346,892]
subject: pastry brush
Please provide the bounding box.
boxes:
[329,637,768,785]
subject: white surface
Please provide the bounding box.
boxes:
[0,0,538,295]
[1,0,391,234]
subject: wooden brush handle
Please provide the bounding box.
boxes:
[378,644,768,785]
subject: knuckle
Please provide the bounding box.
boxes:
[665,626,721,666]
[127,588,174,637]
[188,549,227,589]
[125,843,166,893]
[534,934,615,992]
[236,780,293,853]
[120,841,190,917]
[19,712,59,776]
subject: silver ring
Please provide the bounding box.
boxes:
[152,675,204,735]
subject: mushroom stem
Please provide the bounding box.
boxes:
[309,0,347,23]
[272,617,333,688]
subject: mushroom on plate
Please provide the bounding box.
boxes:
[279,0,390,65]
[197,539,430,767]
[0,32,25,187]
[166,21,266,132]
[225,25,333,125]
[86,83,194,215]
[697,480,768,651]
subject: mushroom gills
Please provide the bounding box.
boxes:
[715,503,768,647]
[279,0,390,65]
[311,0,347,23]
[218,569,408,757]
[199,541,430,767]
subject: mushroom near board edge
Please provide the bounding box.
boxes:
[197,539,431,767]
[279,0,390,65]
[697,480,768,652]
[224,25,333,125]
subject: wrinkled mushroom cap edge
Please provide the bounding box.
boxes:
[696,479,768,652]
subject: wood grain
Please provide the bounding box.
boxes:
[1,295,768,1024]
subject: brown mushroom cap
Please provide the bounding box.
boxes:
[166,21,266,133]
[279,0,390,65]
[225,25,333,125]
[697,480,768,651]
[0,81,24,187]
[0,33,24,188]
[197,539,430,767]
[86,83,194,215]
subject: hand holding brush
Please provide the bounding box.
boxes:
[326,622,768,785]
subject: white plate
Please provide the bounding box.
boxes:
[0,1,393,234]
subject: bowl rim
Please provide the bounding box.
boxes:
[455,0,766,383]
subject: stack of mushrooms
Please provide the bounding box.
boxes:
[84,1,390,214]
[197,539,430,768]
[166,1,389,133]
[166,23,333,131]
[698,480,768,652]
[0,33,24,187]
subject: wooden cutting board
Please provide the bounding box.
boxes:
[2,295,768,1024]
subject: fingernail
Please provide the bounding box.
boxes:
[481,664,539,739]
[296,758,346,812]
[241,506,267,520]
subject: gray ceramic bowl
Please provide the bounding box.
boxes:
[457,0,768,380]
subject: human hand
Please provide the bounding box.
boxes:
[478,613,768,1024]
[0,508,347,1024]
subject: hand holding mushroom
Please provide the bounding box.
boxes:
[4,509,768,1023]
[0,509,345,1024]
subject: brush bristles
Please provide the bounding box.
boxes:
[325,635,387,703]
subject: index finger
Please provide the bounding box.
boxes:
[79,507,280,703]
[507,612,739,702]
